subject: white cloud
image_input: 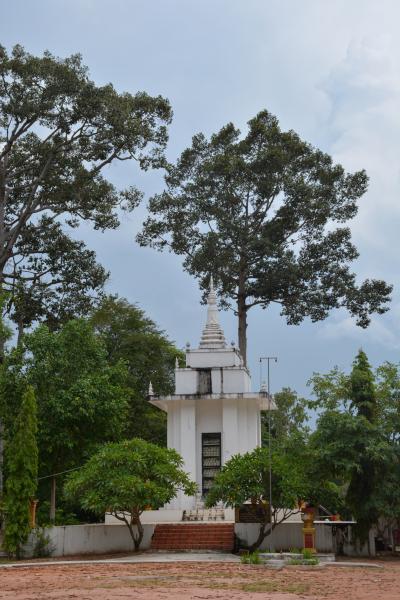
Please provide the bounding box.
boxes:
[318,307,400,351]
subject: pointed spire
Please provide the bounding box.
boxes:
[199,276,226,349]
[148,381,154,396]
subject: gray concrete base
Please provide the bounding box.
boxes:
[0,552,240,568]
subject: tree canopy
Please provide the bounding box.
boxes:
[65,438,197,550]
[0,319,130,489]
[206,443,339,551]
[0,44,172,333]
[138,110,391,363]
[91,295,183,445]
[309,350,400,547]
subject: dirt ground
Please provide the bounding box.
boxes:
[0,558,399,600]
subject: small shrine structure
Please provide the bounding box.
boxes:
[149,278,274,514]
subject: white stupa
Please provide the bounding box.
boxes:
[149,278,275,513]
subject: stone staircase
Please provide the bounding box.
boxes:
[151,523,235,552]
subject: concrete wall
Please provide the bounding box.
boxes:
[234,522,375,556]
[21,521,375,558]
[23,523,155,558]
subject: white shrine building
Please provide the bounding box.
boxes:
[148,279,275,515]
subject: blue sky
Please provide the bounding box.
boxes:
[1,0,399,396]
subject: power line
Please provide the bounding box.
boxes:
[37,434,167,481]
[38,466,83,481]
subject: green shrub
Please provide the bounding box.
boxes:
[240,550,261,564]
[288,558,302,565]
[32,527,55,558]
[302,548,315,560]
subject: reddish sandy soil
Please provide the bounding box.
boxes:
[0,558,399,600]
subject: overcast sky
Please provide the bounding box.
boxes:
[1,0,399,396]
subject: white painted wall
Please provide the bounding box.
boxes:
[186,348,242,369]
[22,522,375,558]
[105,510,184,524]
[235,523,375,556]
[23,523,155,558]
[175,370,198,394]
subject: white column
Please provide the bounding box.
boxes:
[222,397,238,464]
[177,399,197,509]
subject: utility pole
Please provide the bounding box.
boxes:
[260,356,277,550]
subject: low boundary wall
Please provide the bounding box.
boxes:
[235,522,375,556]
[24,523,155,558]
[21,521,375,558]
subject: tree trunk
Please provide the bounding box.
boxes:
[0,282,5,503]
[17,319,24,348]
[0,420,3,502]
[247,521,276,553]
[237,295,248,366]
[128,511,144,552]
[50,477,56,523]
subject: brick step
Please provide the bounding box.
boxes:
[151,523,234,552]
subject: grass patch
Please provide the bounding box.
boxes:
[240,550,262,564]
[288,557,320,566]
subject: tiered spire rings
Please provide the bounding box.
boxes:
[199,276,226,349]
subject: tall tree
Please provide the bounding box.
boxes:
[91,296,183,445]
[0,318,130,520]
[0,44,172,335]
[262,387,309,446]
[346,350,379,541]
[138,111,391,363]
[3,386,38,558]
[309,351,399,548]
[8,226,107,340]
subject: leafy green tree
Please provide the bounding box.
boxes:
[9,230,108,341]
[262,387,309,446]
[309,351,399,547]
[91,296,183,445]
[64,438,197,550]
[0,44,171,336]
[0,319,130,520]
[138,110,391,363]
[206,444,339,551]
[346,351,379,539]
[3,386,38,558]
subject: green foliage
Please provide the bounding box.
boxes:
[65,438,197,550]
[240,550,261,564]
[205,444,339,551]
[309,351,400,546]
[350,350,376,421]
[288,556,319,566]
[32,527,54,558]
[25,320,129,476]
[0,44,172,329]
[91,296,183,444]
[3,386,38,558]
[302,548,315,559]
[262,387,309,447]
[35,501,80,527]
[0,318,130,521]
[138,109,391,361]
